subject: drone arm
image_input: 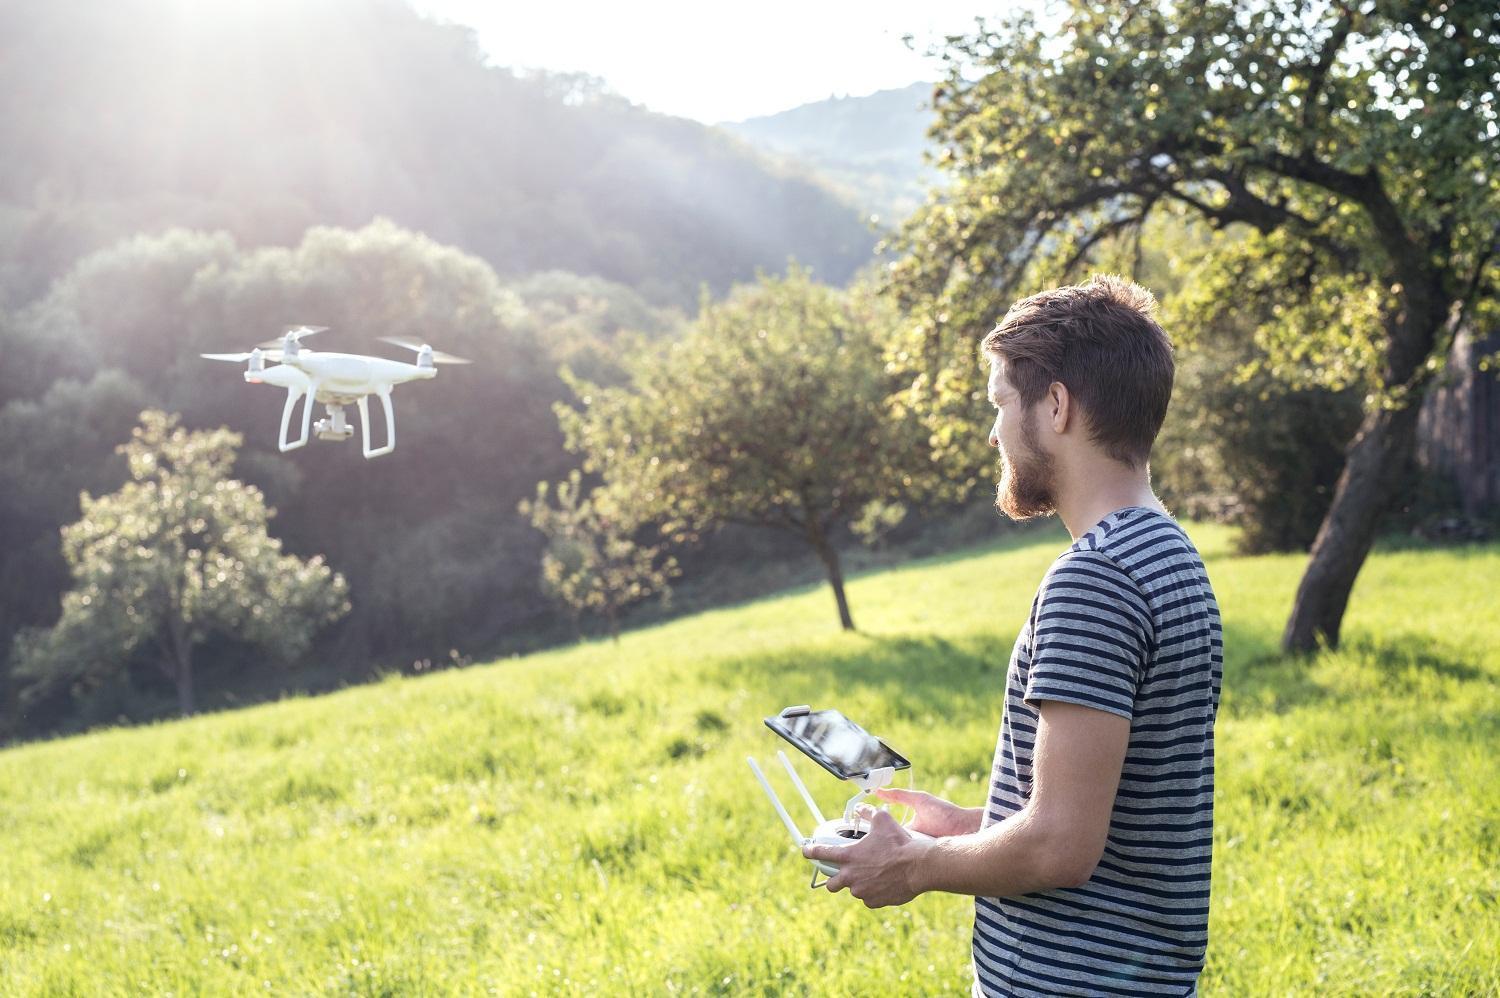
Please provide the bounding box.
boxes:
[358,389,396,459]
[277,385,311,452]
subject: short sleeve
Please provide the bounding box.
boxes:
[1023,550,1153,720]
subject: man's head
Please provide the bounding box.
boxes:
[980,274,1174,520]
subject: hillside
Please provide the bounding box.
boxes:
[0,0,875,308]
[721,82,942,226]
[1,522,1496,993]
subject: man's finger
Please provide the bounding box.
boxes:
[823,871,848,893]
[874,787,921,804]
[871,808,904,834]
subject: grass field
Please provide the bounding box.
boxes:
[1,521,1497,995]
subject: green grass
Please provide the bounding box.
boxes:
[1,522,1496,995]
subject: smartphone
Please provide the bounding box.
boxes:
[764,707,910,781]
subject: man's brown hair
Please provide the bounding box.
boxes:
[980,274,1174,467]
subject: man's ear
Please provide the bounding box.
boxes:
[1048,382,1071,434]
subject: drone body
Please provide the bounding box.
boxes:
[202,326,469,459]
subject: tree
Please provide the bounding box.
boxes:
[520,470,679,641]
[887,1,1499,651]
[0,369,149,721]
[555,267,927,631]
[11,410,348,716]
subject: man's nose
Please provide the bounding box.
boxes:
[989,429,999,449]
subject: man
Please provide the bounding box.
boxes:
[804,274,1222,996]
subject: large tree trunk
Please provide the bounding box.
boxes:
[169,617,195,716]
[806,518,855,631]
[1281,283,1451,653]
[1280,399,1423,652]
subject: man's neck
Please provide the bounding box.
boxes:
[1055,463,1164,541]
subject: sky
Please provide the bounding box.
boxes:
[411,1,1036,124]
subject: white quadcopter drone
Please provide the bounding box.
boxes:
[201,325,470,459]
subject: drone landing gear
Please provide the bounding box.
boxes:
[277,386,312,453]
[356,390,395,459]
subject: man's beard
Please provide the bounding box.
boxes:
[995,411,1057,520]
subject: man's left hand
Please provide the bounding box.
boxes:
[801,809,929,908]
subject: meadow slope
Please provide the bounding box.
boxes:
[1,522,1496,995]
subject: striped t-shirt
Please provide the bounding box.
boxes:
[973,505,1222,997]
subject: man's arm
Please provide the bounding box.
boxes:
[806,700,1129,906]
[915,700,1129,895]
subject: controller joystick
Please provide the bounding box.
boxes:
[804,816,871,877]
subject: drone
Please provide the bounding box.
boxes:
[201,325,470,459]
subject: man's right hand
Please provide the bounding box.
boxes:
[874,787,983,837]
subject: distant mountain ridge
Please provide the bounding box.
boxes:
[0,0,876,308]
[719,82,943,228]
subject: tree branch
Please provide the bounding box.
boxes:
[1058,206,1152,277]
[1249,155,1431,287]
[1165,174,1361,271]
[1299,12,1354,142]
[1169,130,1421,272]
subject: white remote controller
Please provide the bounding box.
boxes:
[749,752,928,884]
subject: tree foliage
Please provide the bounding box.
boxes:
[0,370,150,654]
[555,267,927,630]
[1155,294,1367,553]
[1125,214,1368,553]
[11,411,348,717]
[520,471,680,641]
[509,270,687,387]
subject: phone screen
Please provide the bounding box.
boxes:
[764,708,910,781]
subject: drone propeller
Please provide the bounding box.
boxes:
[255,325,327,349]
[378,336,472,365]
[201,349,284,363]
